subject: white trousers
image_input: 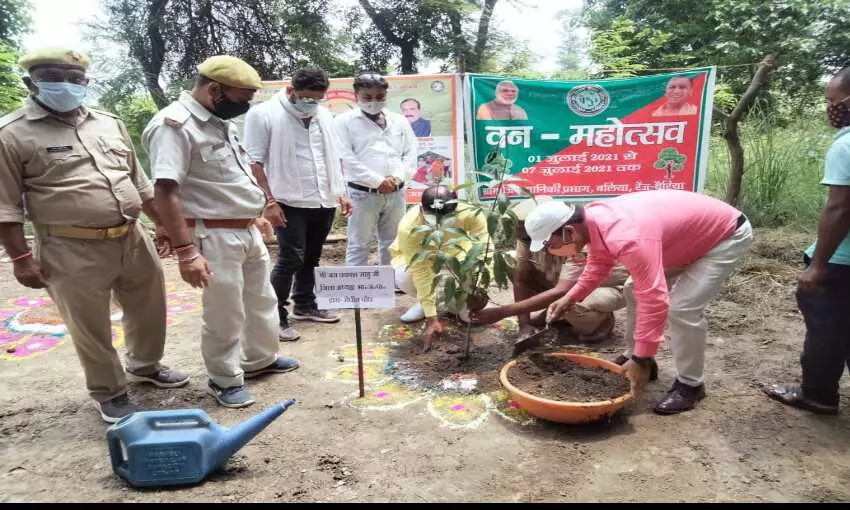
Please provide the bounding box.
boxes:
[194,224,279,388]
[346,188,406,266]
[623,220,753,387]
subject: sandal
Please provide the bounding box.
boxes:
[762,383,839,415]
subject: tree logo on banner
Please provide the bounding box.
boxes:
[654,148,687,179]
[566,84,610,117]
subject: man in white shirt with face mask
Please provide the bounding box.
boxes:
[333,73,417,269]
[244,67,353,342]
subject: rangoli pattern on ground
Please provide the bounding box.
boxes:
[0,285,201,361]
[329,317,542,430]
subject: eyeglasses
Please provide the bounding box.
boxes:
[357,73,384,81]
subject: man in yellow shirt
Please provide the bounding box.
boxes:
[389,186,488,350]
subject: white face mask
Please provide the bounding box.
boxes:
[291,96,319,117]
[359,100,386,116]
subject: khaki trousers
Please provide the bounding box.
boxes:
[193,223,279,388]
[35,223,166,402]
[511,265,627,335]
[621,220,754,386]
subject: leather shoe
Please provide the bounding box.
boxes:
[653,380,706,415]
[614,354,658,382]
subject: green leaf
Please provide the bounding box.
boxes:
[405,250,428,272]
[411,224,433,236]
[442,226,472,240]
[447,256,462,276]
[464,243,485,271]
[493,253,509,289]
[479,267,491,289]
[432,252,447,274]
[443,277,457,310]
[654,160,667,169]
[486,213,500,237]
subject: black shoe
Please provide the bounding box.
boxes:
[98,393,142,424]
[654,380,706,415]
[291,307,340,323]
[614,354,658,382]
[762,383,839,415]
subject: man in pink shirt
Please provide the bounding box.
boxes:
[529,190,752,414]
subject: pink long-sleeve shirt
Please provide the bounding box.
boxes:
[565,190,742,357]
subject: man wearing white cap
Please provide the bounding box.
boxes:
[539,190,752,415]
[469,197,631,347]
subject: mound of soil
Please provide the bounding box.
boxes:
[387,324,513,392]
[508,353,630,402]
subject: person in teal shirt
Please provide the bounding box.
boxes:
[764,65,850,414]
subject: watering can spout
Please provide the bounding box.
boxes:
[211,399,296,467]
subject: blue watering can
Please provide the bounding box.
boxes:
[106,399,296,488]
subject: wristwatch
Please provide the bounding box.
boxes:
[630,355,654,368]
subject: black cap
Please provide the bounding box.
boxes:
[421,185,458,216]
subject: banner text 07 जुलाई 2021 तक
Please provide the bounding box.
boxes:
[464,68,716,201]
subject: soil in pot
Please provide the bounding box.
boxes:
[508,352,630,402]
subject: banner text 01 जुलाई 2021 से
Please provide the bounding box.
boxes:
[256,74,466,205]
[464,67,716,201]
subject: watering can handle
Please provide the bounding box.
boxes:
[145,413,212,429]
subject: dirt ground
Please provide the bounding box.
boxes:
[2,227,850,502]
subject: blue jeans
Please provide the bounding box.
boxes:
[345,188,405,266]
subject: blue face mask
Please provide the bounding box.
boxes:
[34,82,87,113]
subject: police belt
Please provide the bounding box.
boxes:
[37,221,135,240]
[185,218,255,229]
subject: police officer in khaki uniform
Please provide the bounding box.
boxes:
[0,47,189,424]
[143,55,300,409]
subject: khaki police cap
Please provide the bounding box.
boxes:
[197,55,263,90]
[19,47,90,72]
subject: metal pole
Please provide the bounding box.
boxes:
[355,306,365,398]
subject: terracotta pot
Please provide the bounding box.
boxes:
[499,352,633,424]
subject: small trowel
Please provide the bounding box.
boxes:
[511,322,551,358]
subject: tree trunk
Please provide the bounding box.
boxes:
[723,54,776,207]
[140,0,169,109]
[400,43,417,74]
[468,0,498,72]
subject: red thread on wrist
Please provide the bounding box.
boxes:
[11,251,32,262]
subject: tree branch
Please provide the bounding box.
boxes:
[357,0,406,46]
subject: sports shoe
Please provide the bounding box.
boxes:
[400,303,426,323]
[291,307,340,323]
[207,380,255,408]
[98,393,142,424]
[126,366,190,389]
[279,326,301,342]
[244,357,301,379]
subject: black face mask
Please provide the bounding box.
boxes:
[212,90,250,120]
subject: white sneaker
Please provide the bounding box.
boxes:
[400,303,426,323]
[279,326,300,342]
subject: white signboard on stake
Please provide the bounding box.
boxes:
[315,266,396,310]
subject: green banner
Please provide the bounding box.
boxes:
[465,68,716,200]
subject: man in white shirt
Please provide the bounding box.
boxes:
[333,73,417,269]
[244,67,353,342]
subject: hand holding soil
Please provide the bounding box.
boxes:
[422,318,445,352]
[620,359,650,394]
